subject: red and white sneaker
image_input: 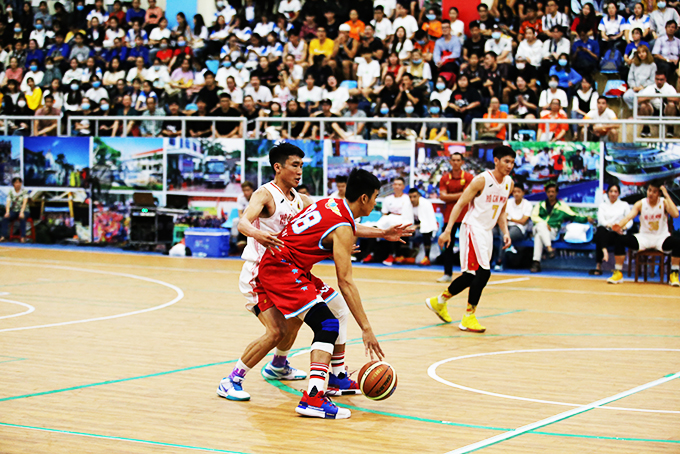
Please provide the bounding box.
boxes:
[296,389,351,419]
[362,253,374,264]
[382,255,394,266]
[326,372,362,396]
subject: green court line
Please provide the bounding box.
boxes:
[0,422,252,453]
[0,355,25,364]
[0,359,238,402]
[262,344,680,446]
[0,310,519,403]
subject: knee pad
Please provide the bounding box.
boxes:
[305,303,339,350]
[327,292,349,345]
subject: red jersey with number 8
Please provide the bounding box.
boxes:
[271,198,356,272]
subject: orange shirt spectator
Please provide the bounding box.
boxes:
[413,39,435,55]
[539,104,568,141]
[483,109,508,140]
[422,20,442,39]
[345,15,365,41]
[519,19,543,37]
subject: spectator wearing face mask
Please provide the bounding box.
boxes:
[21,59,44,92]
[548,53,582,97]
[539,75,568,110]
[85,75,109,104]
[29,18,47,48]
[40,59,62,89]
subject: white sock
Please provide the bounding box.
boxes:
[331,352,345,376]
[308,362,329,394]
[229,359,251,380]
[615,264,623,271]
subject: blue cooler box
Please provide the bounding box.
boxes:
[184,228,230,258]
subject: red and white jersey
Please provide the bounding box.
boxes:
[462,171,513,230]
[241,182,304,263]
[639,197,669,236]
[269,198,356,273]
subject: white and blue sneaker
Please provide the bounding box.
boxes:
[262,360,307,380]
[216,376,250,401]
[295,388,351,419]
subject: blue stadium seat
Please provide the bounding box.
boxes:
[340,80,358,90]
[500,104,509,114]
[517,129,536,140]
[222,208,240,229]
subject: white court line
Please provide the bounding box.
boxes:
[351,276,530,287]
[0,261,184,333]
[0,295,35,320]
[429,348,680,414]
[444,370,680,454]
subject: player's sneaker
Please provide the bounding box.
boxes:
[607,270,624,284]
[459,314,486,333]
[296,389,351,419]
[362,253,374,263]
[326,372,362,396]
[382,255,394,266]
[394,256,404,264]
[425,295,452,323]
[436,274,452,283]
[670,271,680,287]
[262,360,307,380]
[216,376,251,401]
[420,257,431,266]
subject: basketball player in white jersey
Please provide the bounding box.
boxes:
[426,145,516,333]
[607,181,680,286]
[218,142,412,401]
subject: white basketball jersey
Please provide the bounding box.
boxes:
[639,197,669,236]
[241,182,304,263]
[462,171,512,230]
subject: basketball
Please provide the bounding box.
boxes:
[358,361,398,401]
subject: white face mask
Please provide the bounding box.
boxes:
[17,99,26,107]
[516,62,525,70]
[549,81,558,89]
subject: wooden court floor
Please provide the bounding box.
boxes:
[0,246,679,454]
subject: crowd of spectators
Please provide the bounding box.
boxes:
[0,0,679,139]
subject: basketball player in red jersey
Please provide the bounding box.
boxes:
[258,168,384,419]
[218,143,411,402]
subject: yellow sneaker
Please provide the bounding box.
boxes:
[425,295,452,323]
[607,270,623,284]
[670,271,680,287]
[459,313,486,333]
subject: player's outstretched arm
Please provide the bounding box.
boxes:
[331,225,384,361]
[438,176,486,249]
[355,223,415,243]
[661,186,680,218]
[237,188,285,249]
[613,201,642,234]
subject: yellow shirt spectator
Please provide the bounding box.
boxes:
[309,37,335,58]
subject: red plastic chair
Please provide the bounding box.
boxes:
[9,217,35,242]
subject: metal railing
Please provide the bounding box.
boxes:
[470,118,680,143]
[632,93,680,142]
[254,116,464,142]
[0,115,62,136]
[67,116,248,138]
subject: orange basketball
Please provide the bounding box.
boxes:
[358,361,397,401]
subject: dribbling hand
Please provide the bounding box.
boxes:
[363,328,384,361]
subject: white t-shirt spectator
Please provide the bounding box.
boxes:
[539,88,568,109]
[585,107,617,128]
[126,67,149,83]
[85,86,109,103]
[542,12,570,30]
[451,19,465,44]
[253,21,275,37]
[356,59,381,88]
[296,85,324,103]
[394,38,414,60]
[226,85,244,104]
[278,0,301,20]
[288,64,304,82]
[430,88,452,109]
[506,198,533,234]
[237,194,250,213]
[149,27,172,42]
[484,36,513,62]
[638,81,676,111]
[371,17,393,40]
[87,9,109,24]
[380,193,414,226]
[104,28,125,48]
[542,37,570,59]
[244,85,273,104]
[322,87,350,114]
[216,66,244,88]
[597,198,631,230]
[625,14,650,34]
[599,15,626,36]
[374,0,397,18]
[516,38,544,67]
[392,15,419,38]
[62,68,84,84]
